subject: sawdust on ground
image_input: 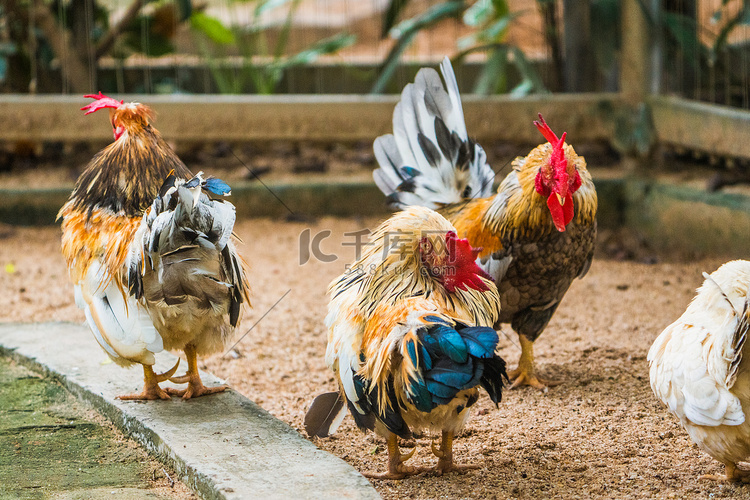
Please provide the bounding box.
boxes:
[1,216,748,499]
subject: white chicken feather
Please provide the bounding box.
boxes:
[649,259,750,482]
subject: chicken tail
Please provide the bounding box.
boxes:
[127,172,249,327]
[401,319,508,412]
[373,57,495,209]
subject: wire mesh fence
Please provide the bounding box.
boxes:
[656,0,750,110]
[0,0,555,95]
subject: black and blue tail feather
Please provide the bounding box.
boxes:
[406,321,507,411]
[339,320,507,439]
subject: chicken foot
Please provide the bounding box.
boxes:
[700,462,750,483]
[167,343,228,399]
[508,335,560,390]
[363,434,425,480]
[430,430,479,475]
[116,360,180,401]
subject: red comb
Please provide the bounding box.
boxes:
[81,92,123,115]
[533,113,562,145]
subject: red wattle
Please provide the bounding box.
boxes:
[563,192,574,226]
[547,193,573,232]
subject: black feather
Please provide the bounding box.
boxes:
[128,260,143,299]
[434,118,455,162]
[455,138,474,172]
[417,133,441,168]
[512,303,560,342]
[347,372,411,438]
[347,399,376,432]
[159,173,179,197]
[480,356,508,406]
[399,178,418,193]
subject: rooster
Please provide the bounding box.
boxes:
[373,57,598,390]
[58,93,250,400]
[305,206,507,479]
[649,260,750,483]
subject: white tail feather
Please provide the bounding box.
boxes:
[373,56,495,209]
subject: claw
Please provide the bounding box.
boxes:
[399,447,416,464]
[169,373,190,384]
[154,359,180,383]
[431,440,445,459]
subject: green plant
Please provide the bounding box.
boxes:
[2,0,195,93]
[372,0,545,95]
[190,0,355,94]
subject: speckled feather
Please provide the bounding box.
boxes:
[59,97,249,368]
[372,58,597,342]
[323,207,504,439]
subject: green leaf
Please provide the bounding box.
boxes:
[255,0,295,17]
[285,33,357,66]
[477,12,516,42]
[190,12,236,45]
[491,0,509,18]
[464,0,493,27]
[382,0,412,38]
[389,1,465,39]
[121,30,175,57]
[474,46,509,94]
[510,46,547,93]
[373,1,466,94]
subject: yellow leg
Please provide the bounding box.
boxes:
[362,434,423,480]
[700,462,750,483]
[507,335,560,390]
[431,431,479,475]
[167,344,228,399]
[116,361,179,401]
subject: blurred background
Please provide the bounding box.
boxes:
[1,0,750,217]
[0,0,747,103]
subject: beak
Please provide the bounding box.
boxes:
[555,193,565,206]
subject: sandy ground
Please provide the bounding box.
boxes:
[1,216,748,499]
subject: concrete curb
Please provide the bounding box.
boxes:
[2,177,749,256]
[0,322,380,500]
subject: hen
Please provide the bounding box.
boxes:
[58,93,250,400]
[373,57,598,390]
[649,260,750,482]
[305,206,507,479]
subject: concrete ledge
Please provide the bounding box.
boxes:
[0,181,393,226]
[0,94,618,143]
[650,95,750,160]
[1,177,749,257]
[0,322,380,500]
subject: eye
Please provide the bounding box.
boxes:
[419,236,433,254]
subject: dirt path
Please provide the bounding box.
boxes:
[0,218,747,499]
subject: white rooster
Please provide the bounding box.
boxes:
[648,260,750,482]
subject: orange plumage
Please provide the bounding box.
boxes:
[373,58,598,390]
[59,93,249,400]
[307,207,507,479]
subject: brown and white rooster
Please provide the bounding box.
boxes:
[305,206,507,479]
[373,57,598,390]
[649,260,750,482]
[58,93,250,400]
